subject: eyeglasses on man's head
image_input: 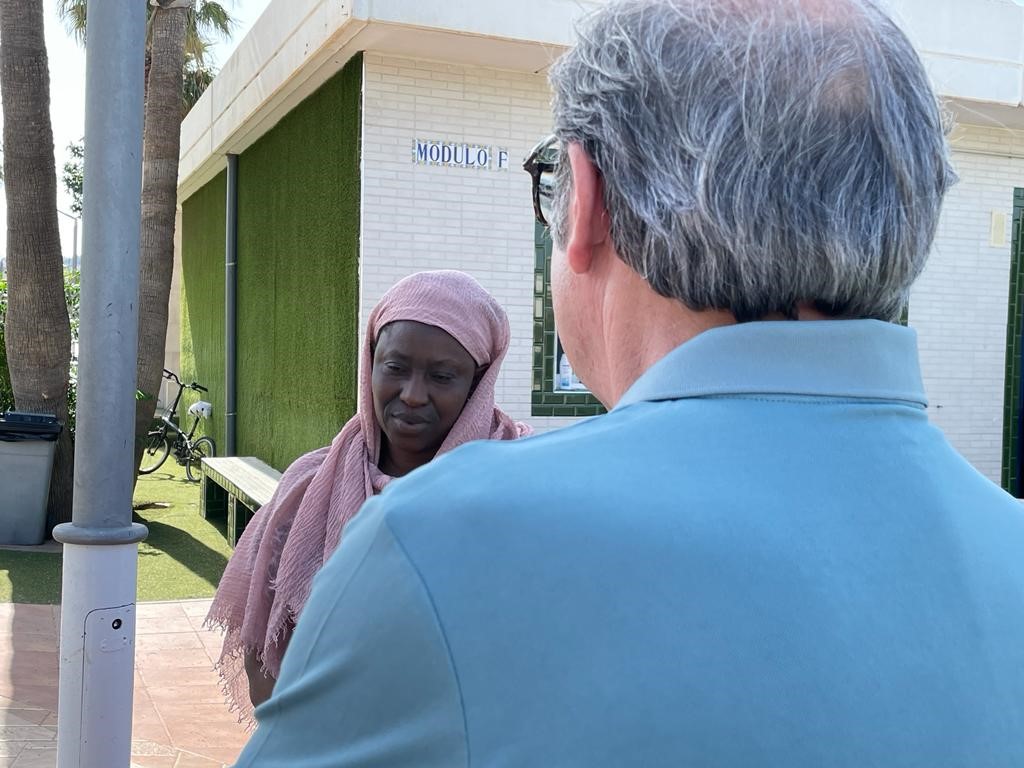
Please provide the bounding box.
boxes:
[523,134,559,227]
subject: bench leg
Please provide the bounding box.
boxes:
[227,497,259,548]
[202,476,228,520]
[236,502,255,546]
[227,496,238,547]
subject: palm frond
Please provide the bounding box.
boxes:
[55,0,88,45]
[183,39,213,68]
[194,1,234,38]
[182,2,235,66]
[182,59,217,116]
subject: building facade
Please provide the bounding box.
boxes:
[175,0,1024,490]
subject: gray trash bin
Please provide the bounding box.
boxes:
[0,411,63,545]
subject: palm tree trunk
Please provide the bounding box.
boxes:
[134,4,189,475]
[0,0,74,523]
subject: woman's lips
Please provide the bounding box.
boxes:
[389,414,431,434]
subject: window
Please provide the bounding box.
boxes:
[531,223,606,418]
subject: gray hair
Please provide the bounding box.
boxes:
[548,0,955,321]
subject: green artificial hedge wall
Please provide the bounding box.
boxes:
[180,171,227,448]
[179,54,362,471]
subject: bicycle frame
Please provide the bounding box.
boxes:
[139,369,213,479]
[154,372,204,452]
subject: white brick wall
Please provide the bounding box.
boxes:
[359,57,1024,478]
[910,123,1024,483]
[359,53,575,432]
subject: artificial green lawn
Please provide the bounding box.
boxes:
[0,461,233,604]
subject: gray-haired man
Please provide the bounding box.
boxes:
[236,1,1024,765]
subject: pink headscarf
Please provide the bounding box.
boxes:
[206,270,530,721]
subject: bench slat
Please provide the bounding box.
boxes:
[201,456,282,508]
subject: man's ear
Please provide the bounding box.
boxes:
[565,142,609,275]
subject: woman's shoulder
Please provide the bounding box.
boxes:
[248,445,333,533]
[282,444,332,478]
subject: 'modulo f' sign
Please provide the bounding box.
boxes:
[413,138,510,171]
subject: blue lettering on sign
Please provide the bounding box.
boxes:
[412,139,511,172]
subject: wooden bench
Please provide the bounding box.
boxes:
[200,456,282,547]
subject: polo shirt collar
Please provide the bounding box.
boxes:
[615,319,927,410]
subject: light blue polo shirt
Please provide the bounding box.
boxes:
[235,320,1024,767]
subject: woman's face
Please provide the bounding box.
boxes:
[371,320,478,470]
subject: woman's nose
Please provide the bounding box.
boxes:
[400,374,429,407]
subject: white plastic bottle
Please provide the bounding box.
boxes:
[558,353,573,390]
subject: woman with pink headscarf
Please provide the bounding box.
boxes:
[206,270,530,718]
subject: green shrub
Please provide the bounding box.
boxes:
[0,271,80,437]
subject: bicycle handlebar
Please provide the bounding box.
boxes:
[163,368,208,393]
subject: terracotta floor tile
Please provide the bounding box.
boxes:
[0,609,56,637]
[130,738,177,757]
[0,635,56,654]
[139,663,219,688]
[10,746,57,767]
[0,728,52,744]
[130,756,177,768]
[0,712,46,728]
[184,615,210,635]
[197,635,224,664]
[2,601,243,768]
[133,690,170,741]
[132,721,173,748]
[0,690,56,713]
[136,617,194,636]
[0,742,24,757]
[146,685,226,706]
[1,661,58,687]
[136,633,204,653]
[176,601,214,619]
[171,752,226,767]
[168,742,243,766]
[136,603,188,621]
[135,649,215,673]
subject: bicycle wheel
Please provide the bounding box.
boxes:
[139,431,170,474]
[185,436,216,482]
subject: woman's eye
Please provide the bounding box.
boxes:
[384,363,405,374]
[432,372,455,383]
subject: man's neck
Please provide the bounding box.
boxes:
[598,297,734,408]
[595,265,832,407]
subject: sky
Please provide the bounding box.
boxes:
[0,0,273,265]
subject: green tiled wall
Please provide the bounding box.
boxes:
[531,223,606,418]
[1002,189,1024,495]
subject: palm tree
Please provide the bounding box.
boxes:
[57,0,233,475]
[57,0,234,70]
[0,0,75,521]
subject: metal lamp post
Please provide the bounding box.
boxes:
[51,2,148,766]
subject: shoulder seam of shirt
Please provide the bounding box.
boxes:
[384,516,472,768]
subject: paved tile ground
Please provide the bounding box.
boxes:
[0,600,249,767]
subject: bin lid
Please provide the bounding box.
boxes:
[0,411,63,441]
